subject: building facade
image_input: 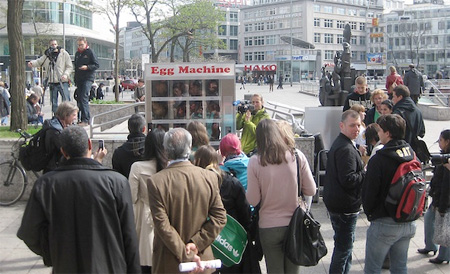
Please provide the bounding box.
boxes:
[0,0,115,84]
[240,0,384,81]
[380,2,450,77]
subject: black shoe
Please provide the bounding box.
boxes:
[418,248,437,255]
[429,258,450,264]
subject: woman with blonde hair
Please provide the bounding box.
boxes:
[186,120,209,161]
[350,104,367,156]
[246,119,316,273]
[365,89,388,125]
[276,120,315,209]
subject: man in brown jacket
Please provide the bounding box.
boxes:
[147,128,227,273]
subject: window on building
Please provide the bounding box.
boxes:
[314,18,320,27]
[360,51,366,61]
[359,23,365,31]
[360,36,365,45]
[266,35,276,45]
[350,22,356,30]
[314,33,321,43]
[324,19,333,28]
[337,8,345,15]
[401,37,405,46]
[351,36,357,45]
[230,39,238,50]
[367,12,374,18]
[245,24,253,32]
[324,33,333,44]
[325,50,334,60]
[395,38,399,46]
[337,34,343,44]
[394,25,398,32]
[254,36,265,46]
[348,9,356,16]
[254,51,265,61]
[434,36,439,44]
[255,22,264,31]
[360,10,366,17]
[387,25,392,33]
[337,20,345,29]
[324,6,332,13]
[230,26,238,36]
[229,12,238,22]
[314,4,320,12]
[218,25,226,35]
[245,52,253,61]
[447,20,450,29]
[351,51,357,59]
[266,21,275,30]
[269,8,276,15]
[244,37,253,46]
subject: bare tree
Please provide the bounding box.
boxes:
[7,0,27,130]
[95,0,126,102]
[398,21,426,67]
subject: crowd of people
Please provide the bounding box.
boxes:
[10,61,450,274]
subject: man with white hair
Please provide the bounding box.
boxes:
[147,128,227,273]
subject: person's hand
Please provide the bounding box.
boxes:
[61,75,68,81]
[358,144,367,156]
[185,243,198,256]
[188,255,204,273]
[93,147,107,164]
[244,110,251,122]
[27,62,33,68]
[79,65,88,71]
[444,162,450,171]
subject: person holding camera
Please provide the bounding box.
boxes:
[236,94,270,156]
[417,129,450,264]
[28,39,73,114]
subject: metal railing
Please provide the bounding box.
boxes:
[265,101,305,134]
[89,102,145,139]
[422,80,449,107]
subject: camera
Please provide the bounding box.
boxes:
[430,153,450,166]
[233,100,255,114]
[45,46,60,62]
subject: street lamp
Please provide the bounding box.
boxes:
[62,0,66,49]
[290,0,293,86]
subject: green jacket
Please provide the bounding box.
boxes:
[236,108,270,154]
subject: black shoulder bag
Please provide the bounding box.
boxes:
[283,151,328,266]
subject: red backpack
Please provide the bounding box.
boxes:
[385,156,426,222]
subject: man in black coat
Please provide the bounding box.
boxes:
[17,126,140,273]
[392,85,425,154]
[323,109,365,274]
[112,113,146,178]
[74,36,99,126]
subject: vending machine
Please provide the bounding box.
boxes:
[144,62,236,146]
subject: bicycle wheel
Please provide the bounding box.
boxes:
[0,161,27,206]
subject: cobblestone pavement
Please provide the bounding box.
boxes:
[0,83,448,273]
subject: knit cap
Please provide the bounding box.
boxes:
[220,133,241,157]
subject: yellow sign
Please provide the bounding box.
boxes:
[372,18,379,27]
[370,33,383,38]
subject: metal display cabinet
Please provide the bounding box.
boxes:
[144,62,236,146]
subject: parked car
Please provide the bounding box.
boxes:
[121,79,137,90]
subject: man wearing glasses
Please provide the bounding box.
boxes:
[74,37,99,126]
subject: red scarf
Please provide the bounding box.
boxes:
[77,45,89,53]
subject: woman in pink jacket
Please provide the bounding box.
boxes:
[246,119,316,273]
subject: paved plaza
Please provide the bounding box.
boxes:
[0,82,449,273]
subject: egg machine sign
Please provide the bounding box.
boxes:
[145,62,235,80]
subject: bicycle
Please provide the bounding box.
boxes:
[0,130,40,206]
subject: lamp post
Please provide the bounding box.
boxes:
[62,0,66,49]
[290,0,293,86]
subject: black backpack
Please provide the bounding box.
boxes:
[19,128,52,171]
[385,156,426,222]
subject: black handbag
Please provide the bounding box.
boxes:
[283,151,327,266]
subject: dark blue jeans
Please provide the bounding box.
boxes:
[329,211,359,274]
[49,82,70,114]
[77,80,92,123]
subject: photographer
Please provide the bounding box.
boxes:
[28,39,73,114]
[236,94,270,156]
[417,129,450,264]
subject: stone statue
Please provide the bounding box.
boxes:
[319,23,355,106]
